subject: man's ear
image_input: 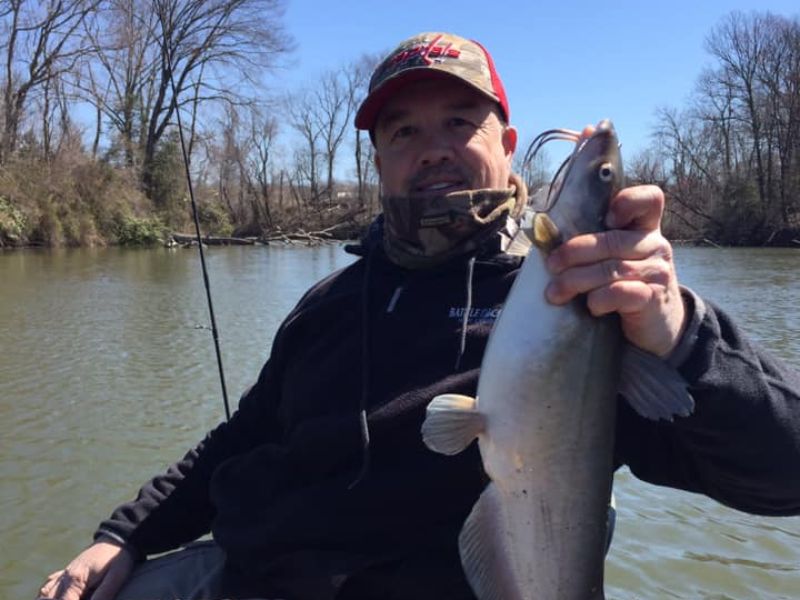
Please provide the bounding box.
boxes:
[503,125,518,159]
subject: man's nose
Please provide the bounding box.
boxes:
[417,131,455,167]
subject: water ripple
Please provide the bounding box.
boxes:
[684,551,799,572]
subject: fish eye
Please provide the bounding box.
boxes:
[598,163,614,183]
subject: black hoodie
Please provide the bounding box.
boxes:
[95,226,800,599]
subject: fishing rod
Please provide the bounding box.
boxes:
[158,11,231,421]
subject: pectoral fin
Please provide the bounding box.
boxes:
[421,394,484,456]
[619,345,695,421]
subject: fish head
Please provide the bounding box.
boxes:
[543,120,624,244]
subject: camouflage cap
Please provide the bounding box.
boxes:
[354,32,510,131]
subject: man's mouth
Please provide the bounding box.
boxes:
[413,178,467,195]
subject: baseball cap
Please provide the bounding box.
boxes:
[354,32,510,131]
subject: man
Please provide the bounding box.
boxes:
[38,32,800,600]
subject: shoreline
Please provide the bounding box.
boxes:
[3,237,800,252]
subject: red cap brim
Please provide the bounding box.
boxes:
[354,68,502,131]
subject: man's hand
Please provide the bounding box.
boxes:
[37,541,135,600]
[545,183,686,357]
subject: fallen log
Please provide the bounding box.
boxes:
[260,230,328,244]
[170,233,256,246]
[260,223,358,245]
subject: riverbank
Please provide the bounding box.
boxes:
[0,156,377,251]
[0,209,369,250]
[4,226,800,250]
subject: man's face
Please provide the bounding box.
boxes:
[373,78,517,198]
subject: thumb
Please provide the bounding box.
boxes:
[53,577,86,600]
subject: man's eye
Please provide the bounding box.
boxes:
[449,117,472,128]
[392,126,414,140]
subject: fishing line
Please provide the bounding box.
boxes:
[522,128,581,167]
[522,128,582,212]
[158,10,231,421]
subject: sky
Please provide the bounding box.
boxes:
[270,0,799,164]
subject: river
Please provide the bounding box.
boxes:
[1,245,798,599]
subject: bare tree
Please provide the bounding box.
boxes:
[354,130,378,216]
[286,89,322,205]
[247,108,278,228]
[758,14,800,226]
[79,0,158,167]
[40,67,77,161]
[313,68,356,205]
[347,53,380,211]
[214,106,243,224]
[75,0,291,202]
[655,107,726,231]
[705,13,768,207]
[201,101,281,233]
[0,0,100,163]
[286,57,377,214]
[146,0,291,199]
[653,11,800,244]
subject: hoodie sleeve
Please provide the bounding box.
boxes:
[616,288,800,516]
[93,342,286,557]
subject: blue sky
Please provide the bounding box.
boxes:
[275,0,798,161]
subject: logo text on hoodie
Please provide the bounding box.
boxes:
[448,307,501,323]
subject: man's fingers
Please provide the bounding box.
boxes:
[585,280,654,317]
[46,570,86,600]
[546,256,672,305]
[37,571,62,599]
[606,184,664,231]
[36,542,131,600]
[540,180,685,356]
[547,229,661,274]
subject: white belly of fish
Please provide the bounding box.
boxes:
[475,251,620,599]
[422,249,621,600]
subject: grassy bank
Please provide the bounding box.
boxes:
[0,156,239,249]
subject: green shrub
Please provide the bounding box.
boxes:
[114,215,166,246]
[198,200,233,237]
[0,196,28,246]
[146,133,189,228]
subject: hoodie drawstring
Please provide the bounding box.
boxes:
[350,251,477,487]
[455,255,477,371]
[349,250,375,489]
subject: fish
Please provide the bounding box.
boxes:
[421,120,693,600]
